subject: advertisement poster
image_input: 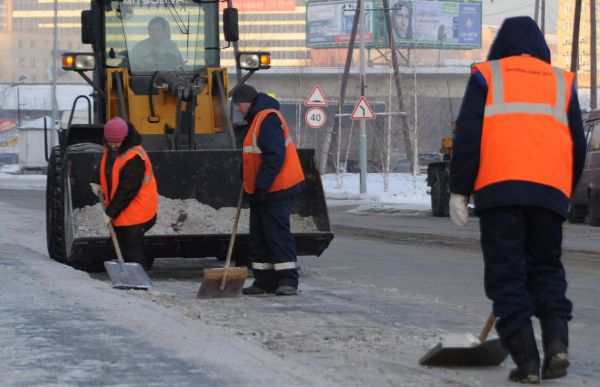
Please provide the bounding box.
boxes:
[306,0,375,47]
[307,0,481,50]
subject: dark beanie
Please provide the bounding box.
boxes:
[232,84,258,103]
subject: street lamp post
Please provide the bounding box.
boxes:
[16,73,27,127]
[16,83,21,127]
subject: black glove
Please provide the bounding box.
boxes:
[254,189,266,204]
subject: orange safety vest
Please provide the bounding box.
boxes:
[242,109,305,194]
[100,145,158,226]
[473,56,575,197]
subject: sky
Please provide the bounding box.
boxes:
[482,0,558,32]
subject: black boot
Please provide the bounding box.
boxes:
[540,317,569,380]
[506,324,541,384]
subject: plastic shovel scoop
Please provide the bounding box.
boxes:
[197,188,247,299]
[419,313,509,367]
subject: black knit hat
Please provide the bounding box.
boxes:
[232,84,258,103]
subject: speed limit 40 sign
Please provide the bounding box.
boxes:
[305,107,327,128]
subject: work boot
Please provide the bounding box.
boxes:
[275,285,297,296]
[505,324,541,384]
[242,284,275,295]
[540,317,569,380]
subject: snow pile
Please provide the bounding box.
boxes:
[73,195,318,237]
[322,172,430,205]
[440,333,481,348]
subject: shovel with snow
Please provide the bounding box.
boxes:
[419,313,509,367]
[197,187,248,299]
[90,183,153,290]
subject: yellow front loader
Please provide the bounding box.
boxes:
[45,0,332,271]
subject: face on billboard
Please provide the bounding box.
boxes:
[393,4,411,39]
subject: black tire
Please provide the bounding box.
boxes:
[46,146,67,262]
[47,143,106,272]
[430,167,450,217]
[567,203,587,224]
[589,190,600,226]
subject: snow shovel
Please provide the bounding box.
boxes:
[90,183,153,290]
[197,187,248,299]
[418,313,509,367]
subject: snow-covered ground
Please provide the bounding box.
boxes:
[0,164,46,190]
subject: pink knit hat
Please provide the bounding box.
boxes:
[104,117,129,142]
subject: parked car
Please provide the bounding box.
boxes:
[569,109,600,225]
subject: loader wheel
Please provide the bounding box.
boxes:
[430,168,450,217]
[589,190,600,226]
[46,146,67,262]
[567,204,587,224]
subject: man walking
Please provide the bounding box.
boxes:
[449,17,586,383]
[232,84,305,296]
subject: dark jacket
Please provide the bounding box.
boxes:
[450,17,587,218]
[95,127,147,220]
[244,92,301,203]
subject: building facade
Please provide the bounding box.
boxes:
[557,0,600,87]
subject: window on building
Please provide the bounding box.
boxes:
[566,21,572,30]
[565,3,572,13]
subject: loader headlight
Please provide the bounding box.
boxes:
[237,52,271,70]
[62,53,96,71]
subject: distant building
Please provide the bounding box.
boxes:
[0,0,87,83]
[0,0,311,83]
[557,0,600,87]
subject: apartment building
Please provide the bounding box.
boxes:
[557,0,600,87]
[0,0,311,83]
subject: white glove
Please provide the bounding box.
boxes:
[90,183,103,199]
[102,212,112,226]
[449,193,470,228]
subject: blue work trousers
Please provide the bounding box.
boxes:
[478,206,572,344]
[249,197,299,290]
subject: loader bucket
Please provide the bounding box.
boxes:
[58,148,332,270]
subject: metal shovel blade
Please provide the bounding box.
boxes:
[104,260,153,290]
[418,338,508,367]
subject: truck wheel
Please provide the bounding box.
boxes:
[589,190,600,226]
[46,146,67,262]
[431,168,450,217]
[567,204,587,224]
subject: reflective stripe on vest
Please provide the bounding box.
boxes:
[100,145,159,226]
[484,60,568,125]
[242,109,305,194]
[473,57,574,197]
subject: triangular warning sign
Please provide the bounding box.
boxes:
[350,96,376,120]
[305,84,328,107]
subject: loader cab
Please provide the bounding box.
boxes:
[103,1,219,74]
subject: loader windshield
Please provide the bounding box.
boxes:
[105,0,219,74]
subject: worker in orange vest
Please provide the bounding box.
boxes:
[93,117,159,270]
[232,84,305,296]
[449,17,586,383]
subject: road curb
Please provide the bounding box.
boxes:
[331,223,600,262]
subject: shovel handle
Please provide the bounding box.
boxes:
[92,184,125,264]
[479,313,497,343]
[108,222,126,264]
[220,187,244,290]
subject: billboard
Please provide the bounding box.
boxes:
[306,0,378,47]
[307,0,482,50]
